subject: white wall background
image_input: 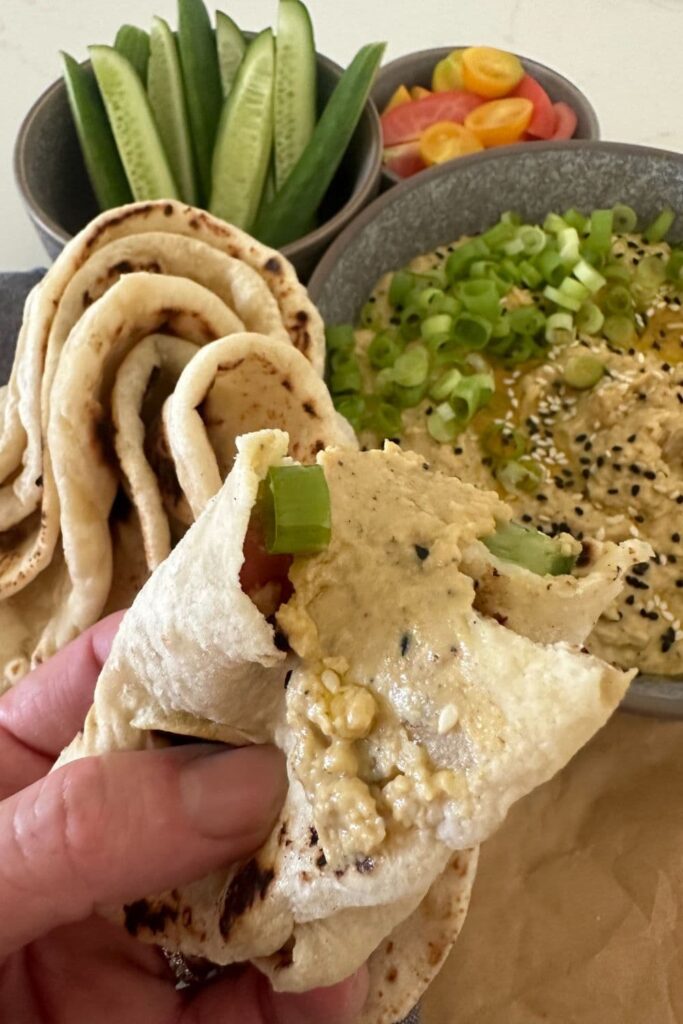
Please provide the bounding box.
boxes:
[2,0,682,268]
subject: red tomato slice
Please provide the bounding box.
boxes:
[551,101,578,139]
[383,141,427,178]
[240,520,293,604]
[511,74,555,139]
[381,91,485,147]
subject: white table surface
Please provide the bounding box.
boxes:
[1,0,682,270]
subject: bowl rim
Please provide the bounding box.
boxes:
[13,50,383,261]
[374,46,600,187]
[309,138,683,302]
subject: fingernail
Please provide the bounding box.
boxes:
[179,746,286,841]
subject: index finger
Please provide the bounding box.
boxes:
[0,612,123,796]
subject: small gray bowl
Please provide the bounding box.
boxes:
[14,51,382,282]
[308,140,683,717]
[373,47,600,189]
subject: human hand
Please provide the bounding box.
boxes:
[0,614,368,1023]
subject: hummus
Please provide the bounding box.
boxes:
[352,234,683,677]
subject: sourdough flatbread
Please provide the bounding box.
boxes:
[58,430,638,1014]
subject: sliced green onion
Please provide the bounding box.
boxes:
[666,249,683,284]
[518,225,547,256]
[334,394,365,431]
[602,260,631,283]
[326,324,355,351]
[360,300,383,330]
[501,210,522,226]
[563,208,588,233]
[399,306,422,341]
[394,382,428,408]
[374,367,396,396]
[416,287,445,314]
[490,313,511,339]
[503,236,525,256]
[576,301,604,335]
[536,248,564,286]
[458,279,500,320]
[558,227,580,265]
[427,409,459,443]
[603,284,632,315]
[482,423,527,459]
[481,220,516,250]
[563,354,605,390]
[545,311,575,344]
[635,254,667,290]
[558,277,590,303]
[421,314,454,342]
[465,352,490,373]
[644,205,675,244]
[612,204,638,233]
[429,336,463,366]
[445,238,490,282]
[543,284,581,312]
[587,209,614,254]
[543,212,566,234]
[504,335,542,364]
[509,305,545,336]
[495,457,543,494]
[393,345,429,387]
[436,400,457,422]
[370,401,403,439]
[452,314,492,349]
[389,270,416,307]
[329,361,362,394]
[572,258,606,294]
[429,368,463,402]
[603,314,636,347]
[450,373,494,421]
[518,260,543,288]
[368,331,402,369]
[436,295,462,317]
[259,465,331,555]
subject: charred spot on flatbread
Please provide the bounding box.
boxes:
[220,859,275,938]
[264,257,282,275]
[124,895,180,936]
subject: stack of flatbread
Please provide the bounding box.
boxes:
[0,200,353,688]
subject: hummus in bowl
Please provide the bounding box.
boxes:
[326,209,683,682]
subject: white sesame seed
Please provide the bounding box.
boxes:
[321,670,341,694]
[438,704,459,735]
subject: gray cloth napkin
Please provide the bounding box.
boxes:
[0,270,421,1024]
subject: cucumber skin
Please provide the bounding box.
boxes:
[177,0,224,204]
[254,42,385,248]
[215,11,246,98]
[148,17,198,205]
[114,25,151,85]
[274,0,317,191]
[210,29,274,231]
[89,45,179,202]
[61,52,133,210]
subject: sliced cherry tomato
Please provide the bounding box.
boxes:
[511,74,555,139]
[464,97,533,148]
[383,141,427,178]
[461,46,524,99]
[381,90,485,147]
[551,101,578,139]
[410,85,432,101]
[383,84,412,115]
[419,121,483,166]
[432,49,465,92]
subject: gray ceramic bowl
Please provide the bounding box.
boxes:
[373,47,600,189]
[14,52,382,282]
[308,140,683,717]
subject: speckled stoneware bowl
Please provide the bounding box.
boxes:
[308,140,683,718]
[373,47,600,189]
[14,52,382,282]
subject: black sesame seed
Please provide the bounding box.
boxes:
[631,484,641,497]
[574,506,584,516]
[596,456,605,468]
[454,446,463,455]
[672,533,681,543]
[629,463,641,475]
[521,513,533,523]
[632,562,650,576]
[575,433,587,442]
[536,493,548,502]
[677,496,683,505]
[644,470,656,480]
[608,488,619,495]
[414,544,430,561]
[661,626,676,653]
[626,575,650,590]
[400,633,411,656]
[581,468,590,479]
[627,434,637,443]
[625,594,636,606]
[635,515,645,524]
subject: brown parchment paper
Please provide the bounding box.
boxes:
[423,710,683,1024]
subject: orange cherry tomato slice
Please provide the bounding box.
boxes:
[461,46,524,99]
[419,121,484,166]
[432,49,465,92]
[383,84,412,115]
[464,97,533,147]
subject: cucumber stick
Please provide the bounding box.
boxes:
[210,29,274,231]
[274,0,316,191]
[215,11,246,98]
[148,17,198,204]
[89,45,179,202]
[177,0,223,203]
[254,42,385,248]
[61,52,133,210]
[114,25,150,84]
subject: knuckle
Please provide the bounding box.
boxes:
[50,757,110,884]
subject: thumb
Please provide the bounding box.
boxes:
[0,744,285,957]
